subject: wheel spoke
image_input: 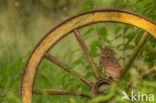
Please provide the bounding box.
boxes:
[44,52,93,87]
[32,89,91,98]
[121,32,149,77]
[127,66,156,84]
[73,29,101,80]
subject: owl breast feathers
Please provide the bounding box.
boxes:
[99,48,120,81]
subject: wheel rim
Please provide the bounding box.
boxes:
[20,8,156,103]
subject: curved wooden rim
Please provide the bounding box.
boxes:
[20,8,156,103]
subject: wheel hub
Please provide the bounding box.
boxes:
[90,79,112,96]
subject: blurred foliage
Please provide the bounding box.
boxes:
[0,0,156,103]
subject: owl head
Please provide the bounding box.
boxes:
[101,48,114,57]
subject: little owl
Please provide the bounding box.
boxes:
[99,48,120,81]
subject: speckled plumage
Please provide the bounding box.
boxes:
[99,48,120,81]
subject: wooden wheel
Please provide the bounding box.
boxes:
[20,8,156,103]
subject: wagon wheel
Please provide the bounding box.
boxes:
[20,9,156,103]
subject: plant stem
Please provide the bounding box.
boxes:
[121,32,149,78]
[127,66,156,84]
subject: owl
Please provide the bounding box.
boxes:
[99,48,120,81]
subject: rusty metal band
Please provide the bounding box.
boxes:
[20,8,156,103]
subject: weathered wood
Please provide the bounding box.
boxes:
[20,9,156,103]
[74,29,101,80]
[44,52,93,87]
[32,89,91,98]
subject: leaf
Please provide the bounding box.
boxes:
[135,0,144,4]
[114,33,122,40]
[124,44,135,50]
[115,0,124,8]
[90,40,102,57]
[114,26,121,34]
[83,25,96,39]
[70,55,84,68]
[79,1,90,12]
[152,0,156,8]
[79,0,94,12]
[91,85,115,103]
[96,26,110,45]
[117,44,123,50]
[134,4,143,14]
[68,49,80,56]
[123,25,130,34]
[88,0,94,9]
[134,33,142,45]
[144,81,156,88]
[96,26,107,37]
[125,32,136,44]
